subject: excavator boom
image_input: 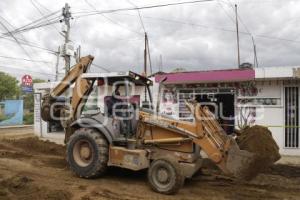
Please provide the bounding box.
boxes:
[41,55,94,126]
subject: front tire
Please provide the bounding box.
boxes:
[67,128,108,178]
[147,159,185,195]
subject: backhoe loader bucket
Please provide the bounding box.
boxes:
[225,141,257,180]
[226,126,281,180]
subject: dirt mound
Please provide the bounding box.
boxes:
[4,137,65,156]
[236,125,281,180]
[0,175,71,200]
[0,150,32,159]
[41,157,68,169]
[267,164,300,178]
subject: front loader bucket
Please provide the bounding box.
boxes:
[225,126,281,180]
[226,142,258,180]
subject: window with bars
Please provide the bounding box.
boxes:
[284,87,299,148]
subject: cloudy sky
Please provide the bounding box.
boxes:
[0,0,300,81]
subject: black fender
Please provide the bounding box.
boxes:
[70,117,113,144]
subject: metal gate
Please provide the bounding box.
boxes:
[284,87,299,148]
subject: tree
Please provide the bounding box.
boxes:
[23,78,46,111]
[0,72,20,101]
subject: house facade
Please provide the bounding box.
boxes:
[155,66,300,156]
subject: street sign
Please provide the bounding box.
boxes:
[22,86,33,93]
[21,75,33,87]
[21,75,33,93]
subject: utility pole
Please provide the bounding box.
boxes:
[144,32,148,76]
[235,4,241,68]
[143,32,148,102]
[159,54,163,72]
[55,46,60,81]
[252,36,258,68]
[62,3,71,75]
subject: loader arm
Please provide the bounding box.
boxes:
[139,101,257,179]
[41,55,94,125]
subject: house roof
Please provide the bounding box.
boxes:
[155,68,255,84]
[155,66,300,84]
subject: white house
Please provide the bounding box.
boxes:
[34,66,300,156]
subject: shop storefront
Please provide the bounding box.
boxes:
[155,66,300,156]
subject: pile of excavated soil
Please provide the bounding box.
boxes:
[0,175,71,200]
[4,137,65,156]
[236,125,281,180]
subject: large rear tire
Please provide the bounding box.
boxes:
[147,159,185,195]
[66,128,108,178]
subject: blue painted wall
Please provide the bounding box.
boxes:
[0,100,23,126]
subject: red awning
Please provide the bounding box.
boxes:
[155,69,255,84]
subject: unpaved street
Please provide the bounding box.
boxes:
[0,135,300,200]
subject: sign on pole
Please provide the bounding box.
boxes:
[21,75,33,93]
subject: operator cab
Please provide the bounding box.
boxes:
[81,71,153,141]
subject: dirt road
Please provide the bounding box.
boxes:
[0,136,299,200]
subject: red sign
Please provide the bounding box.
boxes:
[21,75,33,86]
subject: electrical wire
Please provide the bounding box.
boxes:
[0,16,61,37]
[0,17,56,54]
[73,0,215,18]
[110,12,300,44]
[221,0,259,67]
[1,10,60,35]
[0,16,33,60]
[125,0,152,74]
[125,0,146,33]
[0,65,55,77]
[2,37,56,54]
[84,0,142,36]
[0,12,61,37]
[0,55,52,64]
[30,0,64,37]
[91,63,110,72]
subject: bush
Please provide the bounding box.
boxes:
[23,113,34,125]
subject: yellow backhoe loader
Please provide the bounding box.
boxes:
[41,55,279,194]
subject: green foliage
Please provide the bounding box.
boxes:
[23,113,34,125]
[23,79,46,111]
[0,72,20,101]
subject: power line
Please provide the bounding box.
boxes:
[110,12,300,44]
[2,37,56,54]
[221,1,258,67]
[0,16,61,37]
[83,0,142,36]
[0,16,33,60]
[0,55,52,64]
[3,10,60,34]
[30,0,63,37]
[0,65,55,77]
[0,17,56,54]
[0,12,58,69]
[91,63,110,72]
[0,11,61,38]
[73,0,215,18]
[126,0,146,33]
[125,0,152,74]
[217,0,235,23]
